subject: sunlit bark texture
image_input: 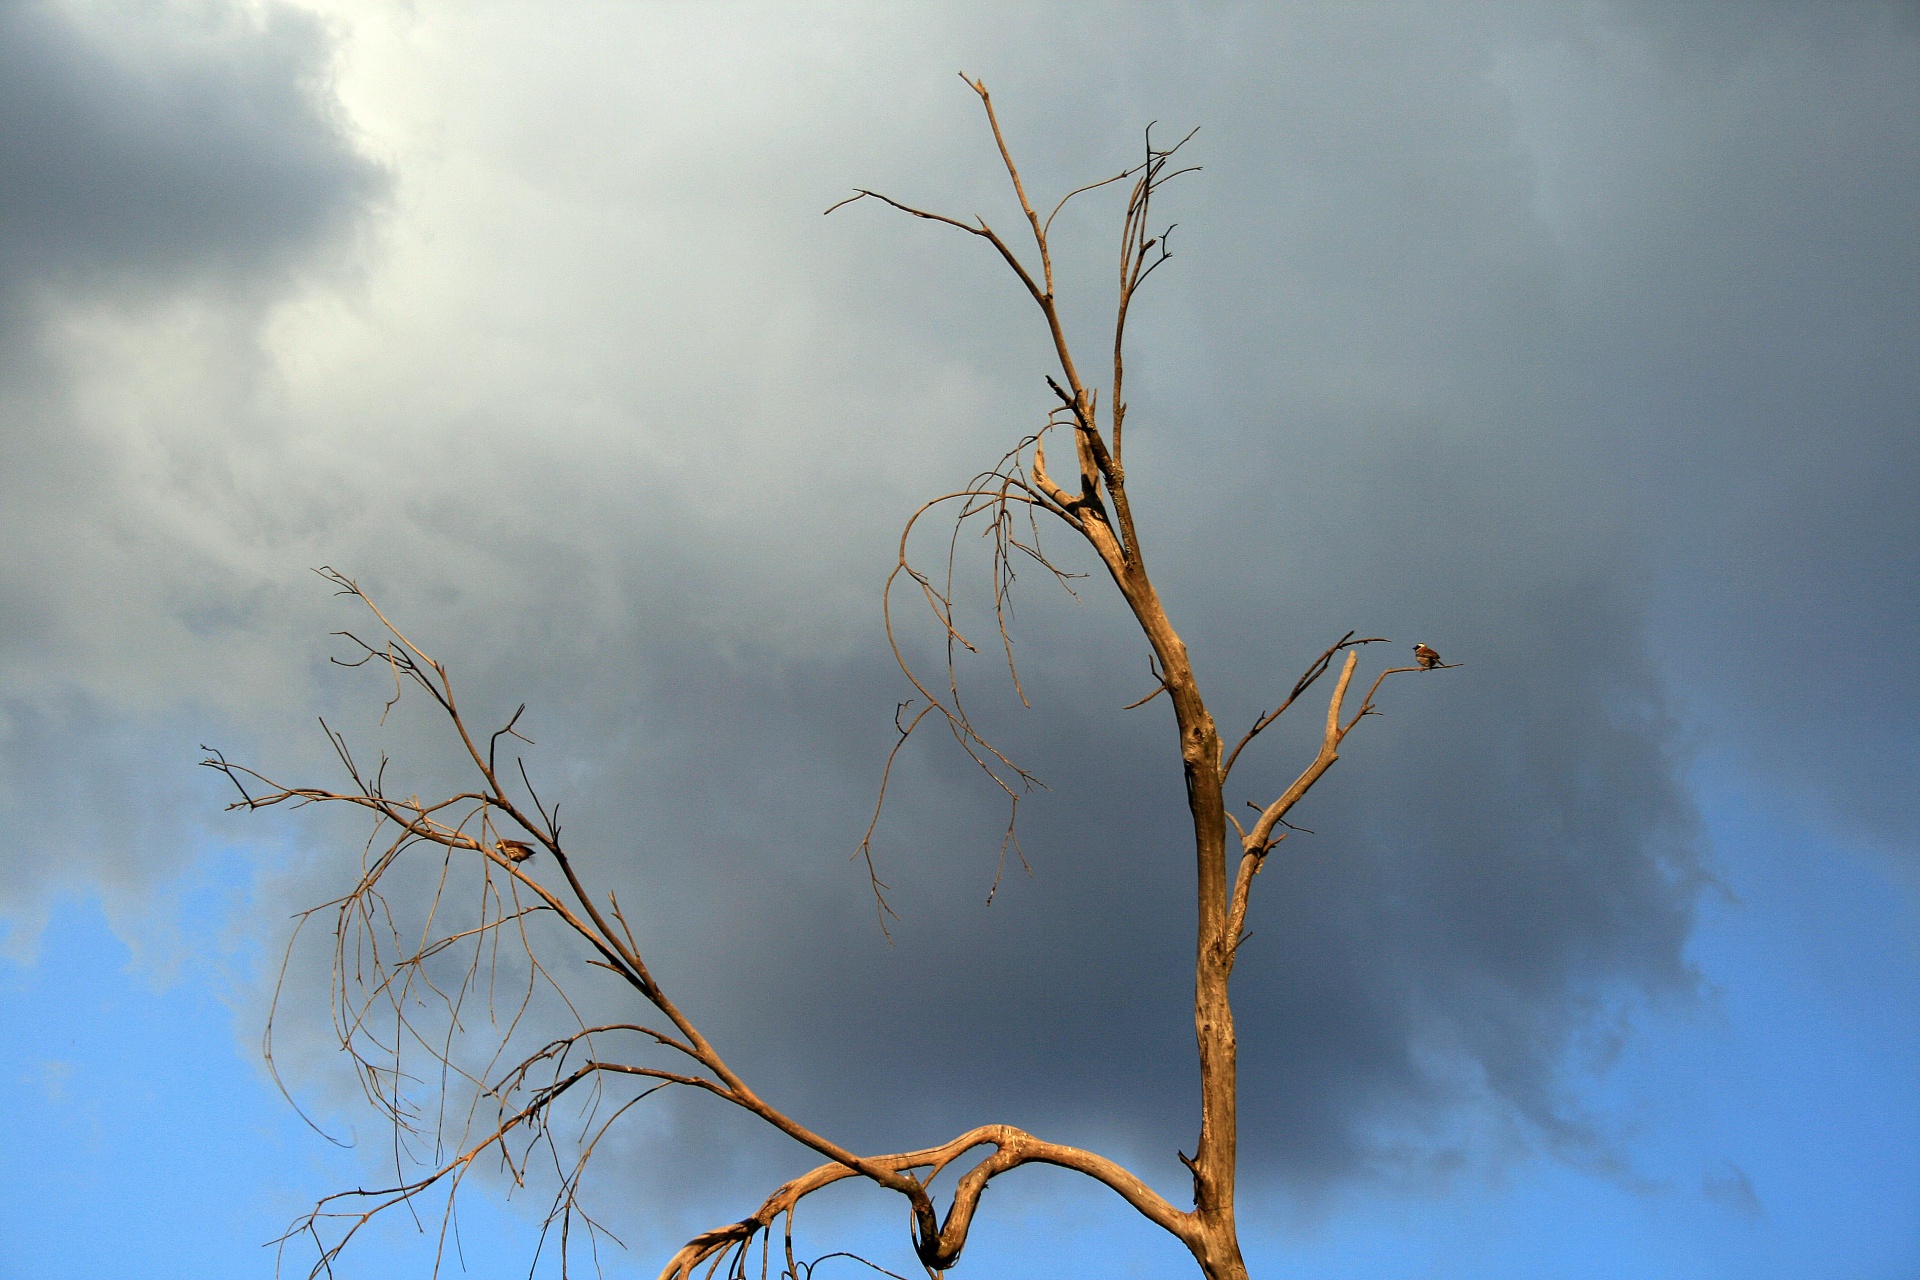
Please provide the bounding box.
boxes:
[207,76,1455,1280]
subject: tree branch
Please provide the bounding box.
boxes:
[1220,632,1387,780]
[658,1124,1196,1280]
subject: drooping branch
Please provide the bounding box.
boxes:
[854,462,1079,923]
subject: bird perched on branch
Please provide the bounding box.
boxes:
[498,839,537,864]
[1413,642,1443,669]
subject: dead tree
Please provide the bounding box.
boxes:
[206,75,1454,1280]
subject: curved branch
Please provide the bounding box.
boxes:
[658,1124,1196,1280]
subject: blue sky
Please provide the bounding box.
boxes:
[2,2,1916,1277]
[5,760,1915,1277]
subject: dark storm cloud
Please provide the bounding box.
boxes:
[594,27,1680,1208]
[0,0,385,320]
[315,507,1695,1228]
[1530,8,1920,848]
[455,3,1903,1227]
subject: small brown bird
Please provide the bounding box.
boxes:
[498,839,538,864]
[1413,642,1443,669]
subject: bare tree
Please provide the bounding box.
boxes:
[207,76,1454,1280]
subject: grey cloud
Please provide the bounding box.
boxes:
[0,0,384,928]
[1496,4,1920,847]
[0,0,385,320]
[529,523,1698,1209]
[224,10,1724,1235]
[1,0,1910,1257]
[243,533,1695,1235]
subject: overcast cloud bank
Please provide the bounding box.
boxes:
[0,0,1913,1265]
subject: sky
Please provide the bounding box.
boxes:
[0,2,1915,1277]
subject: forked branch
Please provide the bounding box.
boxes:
[1222,655,1445,967]
[1220,632,1388,780]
